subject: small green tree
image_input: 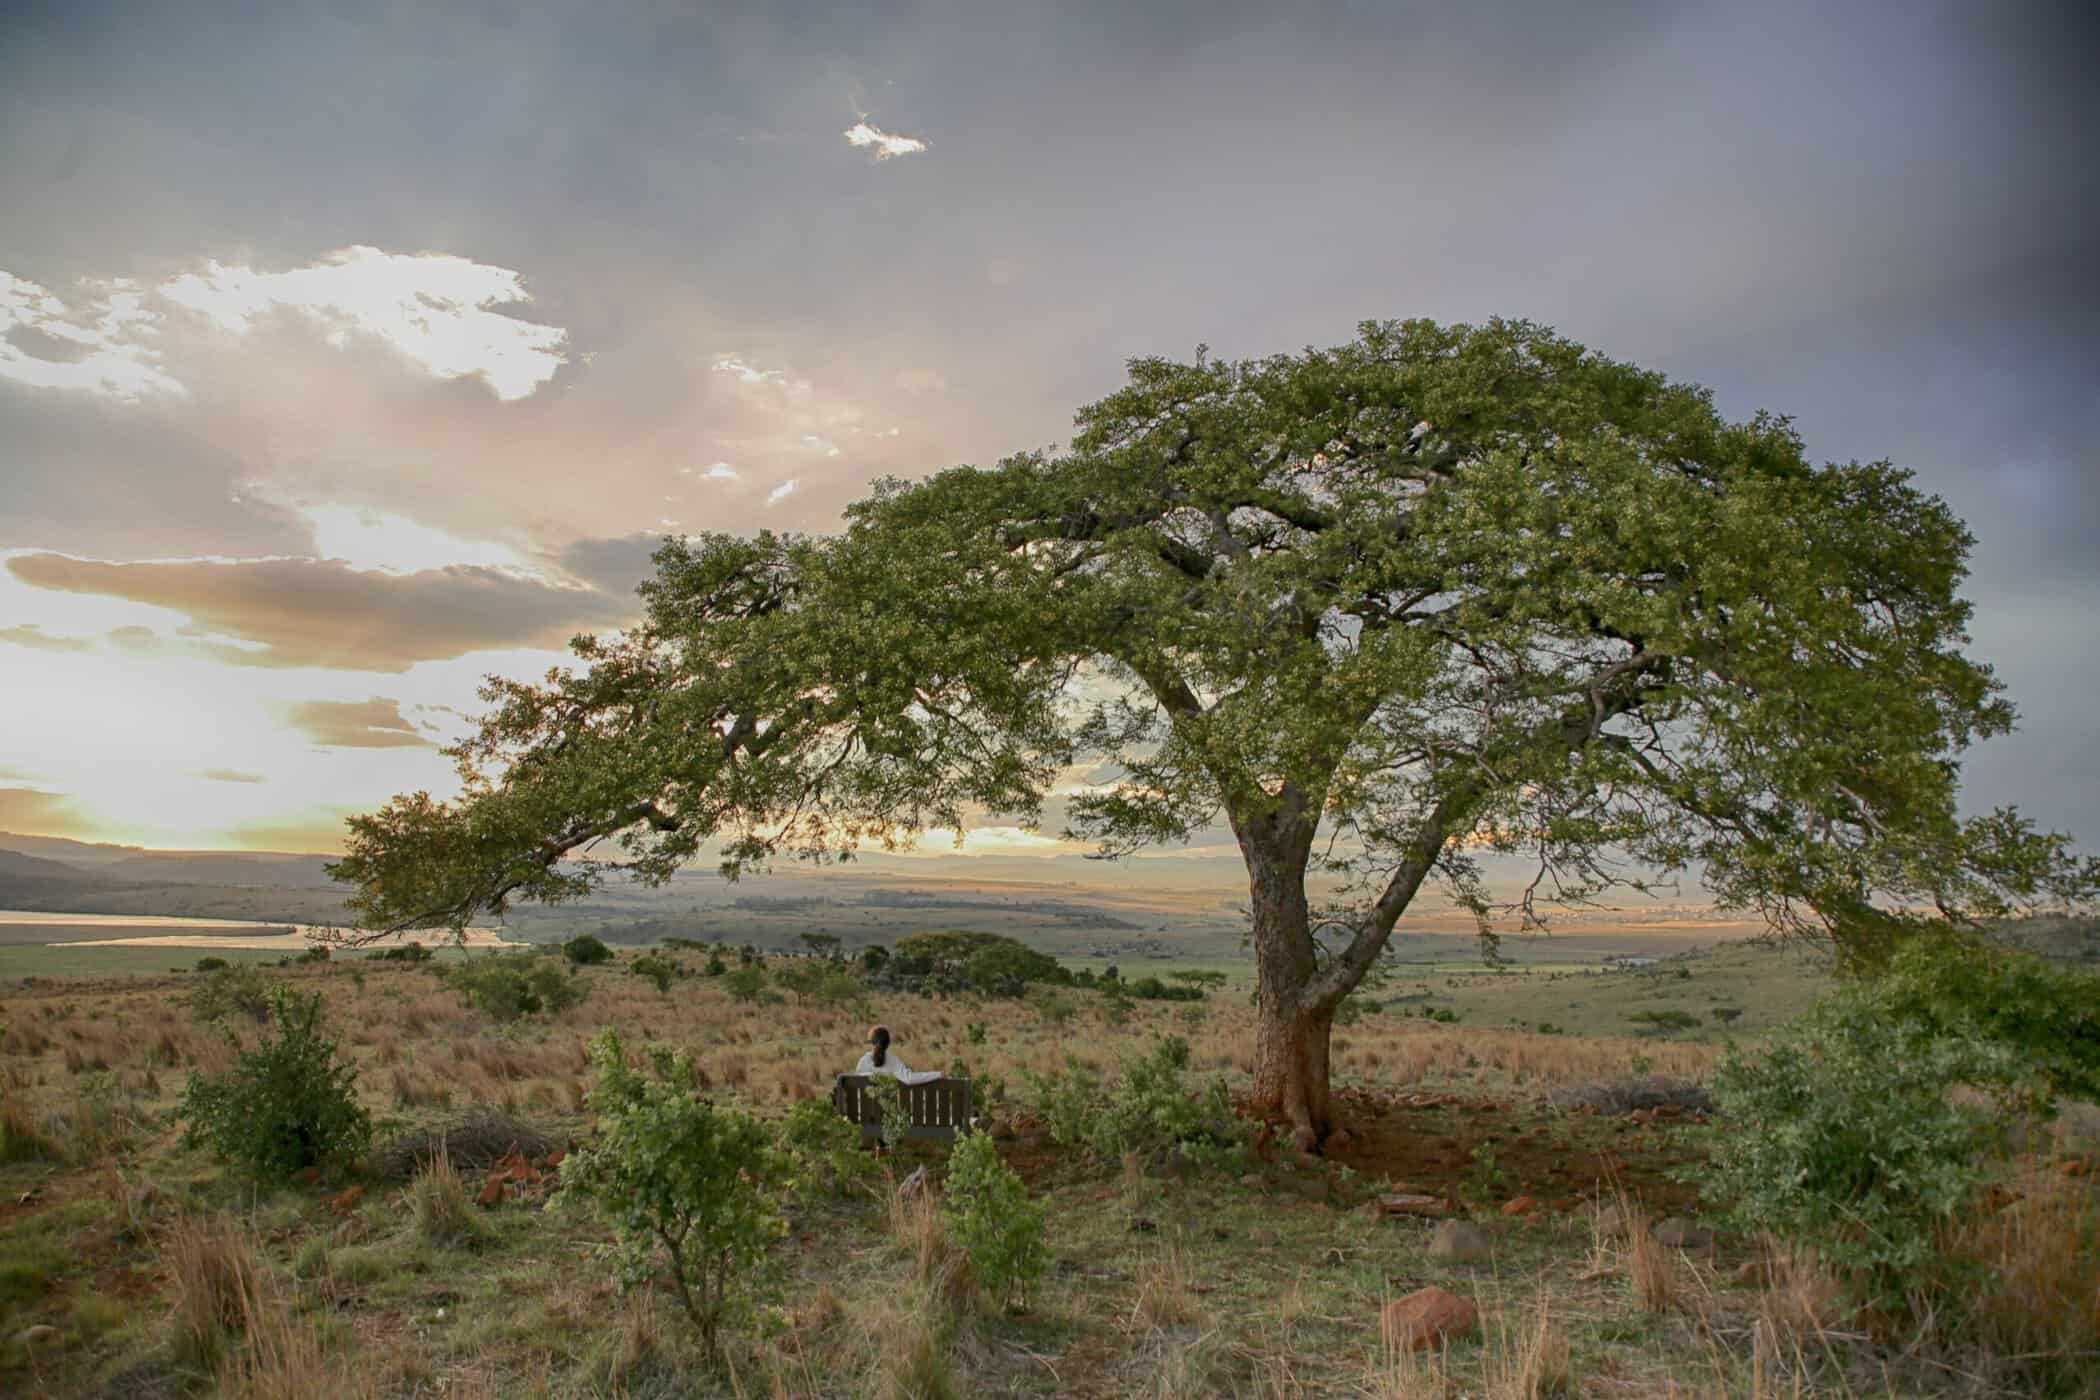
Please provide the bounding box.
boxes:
[799,932,842,960]
[721,966,769,1003]
[629,954,677,993]
[779,1098,880,1198]
[559,1031,789,1362]
[941,1133,1047,1311]
[442,956,585,1021]
[1701,995,2040,1313]
[178,988,371,1179]
[562,934,613,966]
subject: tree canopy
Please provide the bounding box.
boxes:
[330,318,2094,1144]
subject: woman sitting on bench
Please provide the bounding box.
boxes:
[854,1025,941,1084]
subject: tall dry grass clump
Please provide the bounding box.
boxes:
[1948,1161,2100,1389]
[410,1144,487,1247]
[167,1213,268,1373]
[889,1180,974,1310]
[1487,1296,1576,1398]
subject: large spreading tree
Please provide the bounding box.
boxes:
[330,319,2093,1148]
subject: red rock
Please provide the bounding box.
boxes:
[543,1148,566,1170]
[2058,1158,2091,1178]
[328,1186,365,1215]
[1500,1195,1538,1218]
[294,1166,324,1187]
[477,1176,507,1208]
[1380,1286,1479,1352]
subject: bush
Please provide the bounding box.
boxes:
[1022,1036,1247,1171]
[562,934,613,966]
[367,941,432,962]
[777,960,861,1005]
[779,1098,880,1198]
[722,966,770,1003]
[630,954,678,993]
[1701,994,2039,1314]
[704,955,728,977]
[194,956,228,973]
[178,987,372,1179]
[442,956,585,1021]
[559,1031,789,1361]
[1866,936,2100,1103]
[188,963,272,1024]
[941,1133,1047,1310]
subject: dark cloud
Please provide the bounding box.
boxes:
[0,623,94,653]
[196,768,266,783]
[10,554,630,671]
[279,698,432,749]
[555,533,669,601]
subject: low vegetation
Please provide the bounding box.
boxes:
[1,921,2095,1396]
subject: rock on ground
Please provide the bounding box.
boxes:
[1380,1286,1480,1352]
[1427,1219,1494,1262]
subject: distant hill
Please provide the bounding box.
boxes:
[0,832,150,867]
[0,848,89,881]
[99,853,341,888]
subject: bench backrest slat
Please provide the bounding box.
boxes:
[832,1075,973,1142]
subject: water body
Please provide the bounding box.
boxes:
[0,909,507,951]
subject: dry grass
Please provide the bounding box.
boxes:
[1132,1238,1206,1329]
[410,1144,488,1247]
[167,1212,268,1374]
[1487,1296,1576,1398]
[1625,1203,1676,1314]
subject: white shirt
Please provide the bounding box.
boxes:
[853,1050,941,1085]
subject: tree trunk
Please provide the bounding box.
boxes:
[1236,811,1336,1151]
[1251,984,1335,1152]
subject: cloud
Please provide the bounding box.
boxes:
[280,697,432,748]
[898,826,1074,859]
[843,120,928,160]
[702,462,739,480]
[554,533,665,599]
[0,623,96,653]
[297,503,542,575]
[197,768,266,784]
[710,355,796,387]
[10,553,630,671]
[159,246,568,400]
[0,271,184,400]
[765,479,798,506]
[0,786,99,839]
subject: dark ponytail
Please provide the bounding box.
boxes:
[868,1025,890,1068]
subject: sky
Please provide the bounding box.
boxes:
[0,0,2093,886]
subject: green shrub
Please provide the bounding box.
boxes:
[559,1031,788,1361]
[562,934,613,966]
[1865,936,2100,1103]
[941,1133,1046,1310]
[442,956,585,1021]
[177,988,371,1179]
[722,966,770,1004]
[187,964,272,1024]
[777,960,860,1005]
[194,956,228,973]
[704,955,728,977]
[630,954,677,994]
[779,1098,879,1198]
[367,941,432,962]
[1701,994,2039,1314]
[1022,1036,1247,1171]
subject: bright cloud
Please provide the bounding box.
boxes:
[844,121,929,160]
[765,479,798,506]
[297,503,541,576]
[159,246,568,400]
[800,433,842,457]
[679,460,739,480]
[0,272,184,400]
[901,827,1074,859]
[710,355,794,387]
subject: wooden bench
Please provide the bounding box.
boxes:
[832,1075,974,1145]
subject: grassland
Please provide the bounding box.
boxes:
[1,934,2094,1398]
